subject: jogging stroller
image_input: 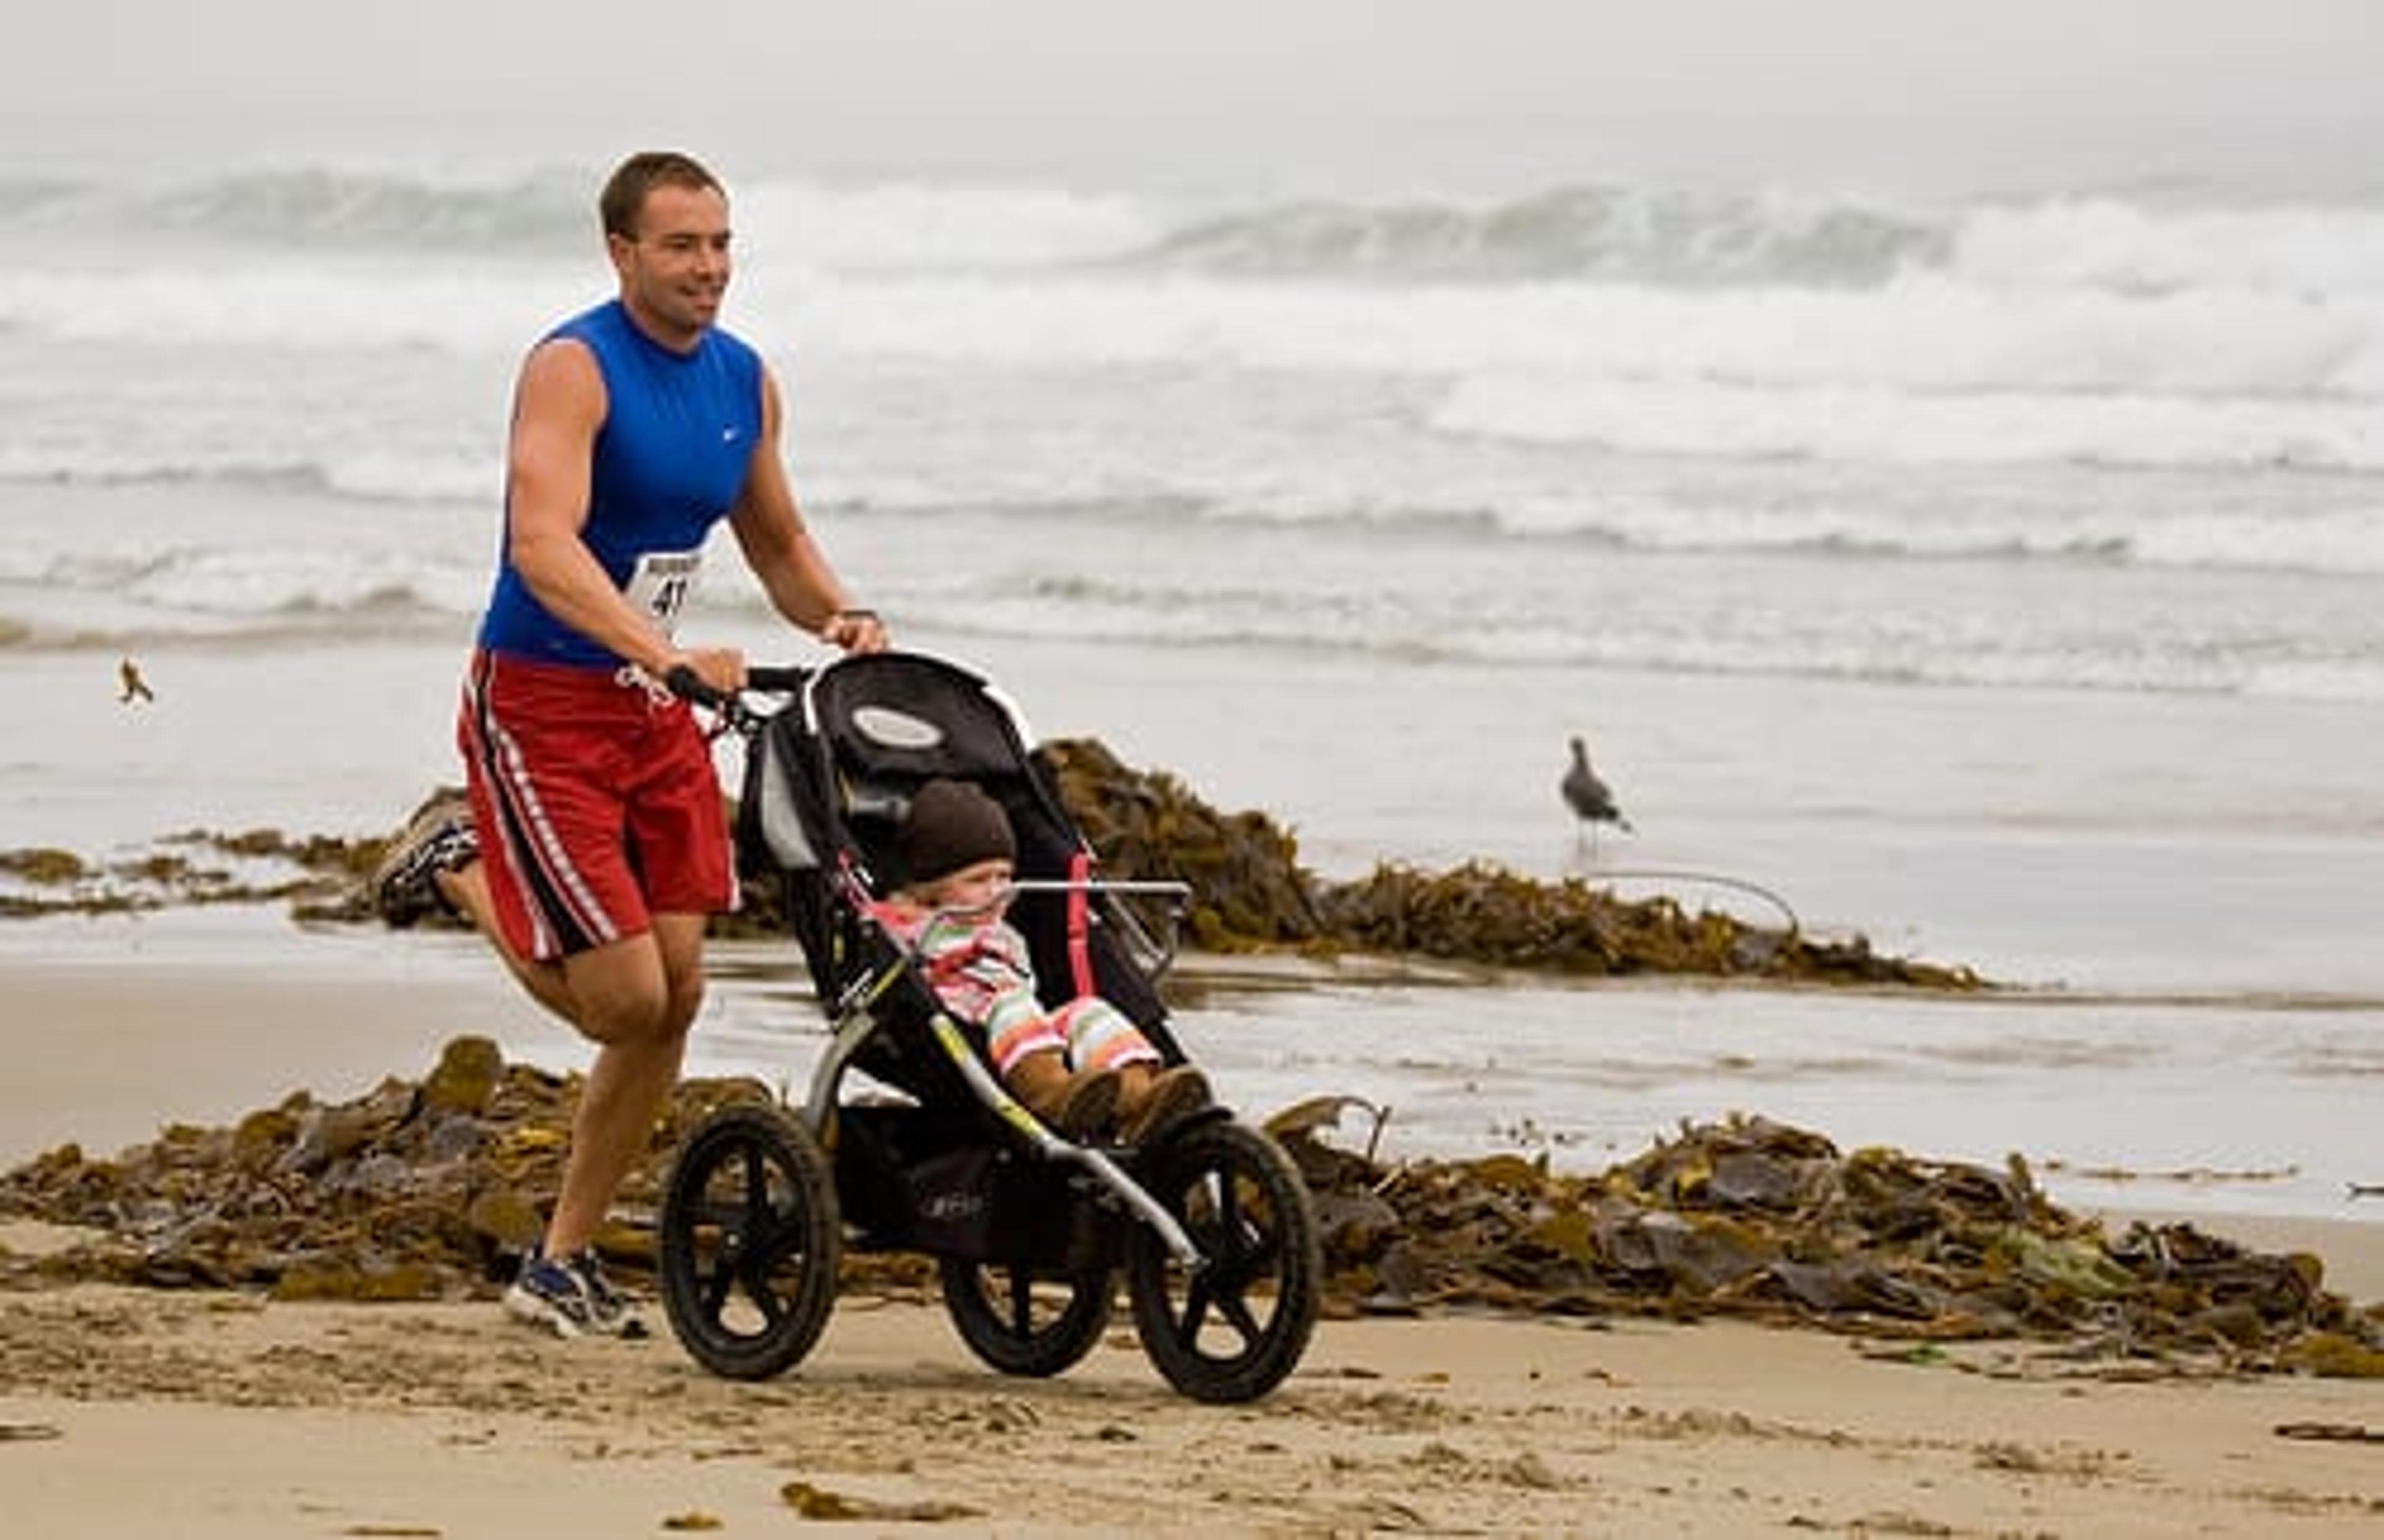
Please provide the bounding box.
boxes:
[654,651,1321,1403]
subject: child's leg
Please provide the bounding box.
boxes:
[988,1001,1119,1137]
[1055,999,1211,1142]
[1052,997,1161,1072]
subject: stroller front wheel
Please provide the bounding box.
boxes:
[658,1103,841,1380]
[1123,1117,1322,1404]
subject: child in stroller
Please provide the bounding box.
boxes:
[875,777,1212,1145]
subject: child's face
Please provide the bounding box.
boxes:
[925,857,1014,914]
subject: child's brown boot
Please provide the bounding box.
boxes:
[1005,1050,1121,1138]
[1116,1063,1212,1145]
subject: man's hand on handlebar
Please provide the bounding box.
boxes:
[821,606,889,654]
[663,646,746,699]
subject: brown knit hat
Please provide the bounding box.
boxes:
[899,778,1016,885]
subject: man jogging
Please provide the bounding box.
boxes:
[375,150,887,1336]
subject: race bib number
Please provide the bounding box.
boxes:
[624,549,703,637]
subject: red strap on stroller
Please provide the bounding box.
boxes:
[1066,850,1095,997]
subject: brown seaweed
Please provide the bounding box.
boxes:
[2,1038,2373,1378]
[1273,1102,2381,1376]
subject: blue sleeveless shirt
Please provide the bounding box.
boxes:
[477,299,765,667]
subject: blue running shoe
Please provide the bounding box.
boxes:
[504,1246,646,1340]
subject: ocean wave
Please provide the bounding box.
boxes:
[0,606,451,653]
[780,261,2384,405]
[0,164,594,255]
[0,161,1159,272]
[14,581,2372,706]
[0,453,493,508]
[16,255,2379,439]
[10,490,2379,706]
[1949,196,2384,297]
[1122,184,2384,298]
[0,174,89,223]
[0,538,482,651]
[902,591,2384,705]
[1430,372,2384,477]
[1129,184,1946,286]
[740,179,1157,273]
[9,164,2383,435]
[0,261,569,351]
[839,488,2384,580]
[67,548,467,613]
[22,158,2384,300]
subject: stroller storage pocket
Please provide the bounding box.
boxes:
[910,1145,1097,1266]
[836,1105,1098,1266]
[907,1145,1005,1256]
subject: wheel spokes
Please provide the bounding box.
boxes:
[1003,1267,1037,1336]
[1163,1163,1292,1356]
[682,1140,816,1333]
[1210,1286,1267,1346]
[741,1145,772,1212]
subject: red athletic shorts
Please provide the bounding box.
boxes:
[456,650,736,962]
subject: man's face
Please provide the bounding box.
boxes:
[610,182,732,348]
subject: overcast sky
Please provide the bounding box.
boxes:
[20,2,2384,189]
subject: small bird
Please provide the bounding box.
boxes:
[117,656,156,705]
[1561,734,1630,857]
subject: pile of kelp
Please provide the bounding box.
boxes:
[2,1037,2375,1377]
[1039,737,1983,988]
[0,738,1981,988]
[1271,1100,2383,1376]
[0,1037,762,1303]
[0,832,374,920]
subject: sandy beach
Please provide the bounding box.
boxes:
[4,938,2380,1538]
[2,1284,2380,1538]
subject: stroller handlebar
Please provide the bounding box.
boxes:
[662,663,722,708]
[664,663,813,731]
[744,664,813,695]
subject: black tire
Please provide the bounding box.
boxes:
[658,1103,841,1380]
[1123,1117,1322,1403]
[939,1256,1115,1377]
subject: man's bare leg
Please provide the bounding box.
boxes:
[437,862,709,1256]
[530,912,710,1258]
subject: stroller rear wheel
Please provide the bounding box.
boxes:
[658,1104,841,1380]
[939,1257,1115,1377]
[1123,1117,1322,1404]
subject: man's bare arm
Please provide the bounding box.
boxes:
[729,367,887,654]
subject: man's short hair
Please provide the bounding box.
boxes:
[599,151,724,241]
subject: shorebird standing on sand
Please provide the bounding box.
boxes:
[1561,734,1631,858]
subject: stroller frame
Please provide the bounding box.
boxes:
[653,651,1321,1403]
